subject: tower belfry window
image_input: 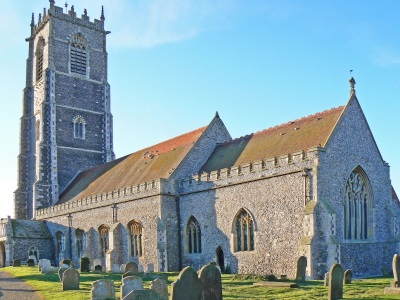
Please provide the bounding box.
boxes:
[36,38,44,82]
[70,34,87,76]
[73,116,86,139]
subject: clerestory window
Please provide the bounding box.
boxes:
[344,167,373,240]
[70,34,87,76]
[73,115,86,139]
[128,220,143,257]
[233,208,255,252]
[186,216,201,253]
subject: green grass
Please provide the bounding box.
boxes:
[2,266,400,300]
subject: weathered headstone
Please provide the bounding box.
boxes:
[28,255,37,265]
[40,259,51,273]
[147,263,154,273]
[62,268,80,290]
[198,263,222,300]
[171,266,203,300]
[12,259,21,267]
[58,266,69,281]
[391,254,400,287]
[27,258,35,266]
[151,278,168,300]
[295,256,307,282]
[121,276,143,299]
[343,269,352,284]
[328,263,344,300]
[324,272,330,286]
[138,264,144,273]
[91,279,115,300]
[94,265,103,273]
[80,257,90,272]
[61,259,72,267]
[125,262,138,274]
[93,259,102,270]
[123,289,160,300]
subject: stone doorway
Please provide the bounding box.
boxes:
[0,242,5,267]
[216,246,224,272]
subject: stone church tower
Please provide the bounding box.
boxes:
[14,1,114,220]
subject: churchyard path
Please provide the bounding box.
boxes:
[0,271,42,299]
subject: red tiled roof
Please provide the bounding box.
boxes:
[58,126,206,203]
[201,106,345,172]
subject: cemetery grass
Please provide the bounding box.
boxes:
[3,267,400,300]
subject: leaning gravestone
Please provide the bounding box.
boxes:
[343,269,352,284]
[295,256,307,282]
[94,265,103,273]
[123,289,160,300]
[125,262,138,274]
[91,279,115,300]
[58,266,69,281]
[198,262,222,300]
[121,276,143,299]
[171,266,203,300]
[13,259,21,267]
[151,278,168,300]
[62,268,80,290]
[80,257,90,272]
[324,272,330,286]
[328,263,344,300]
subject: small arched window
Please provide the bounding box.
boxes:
[36,38,44,81]
[344,167,373,240]
[98,225,109,257]
[70,34,87,75]
[75,229,84,258]
[233,208,255,252]
[128,220,143,257]
[73,115,86,139]
[186,216,201,253]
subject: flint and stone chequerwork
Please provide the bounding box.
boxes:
[1,0,400,279]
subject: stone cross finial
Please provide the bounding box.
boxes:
[349,77,356,95]
[215,111,219,118]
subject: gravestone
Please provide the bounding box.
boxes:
[80,257,90,272]
[121,276,143,299]
[61,259,72,266]
[328,263,344,300]
[91,279,115,300]
[94,265,103,273]
[27,258,35,266]
[125,262,138,274]
[198,262,222,300]
[40,259,51,273]
[44,266,58,274]
[391,254,400,287]
[324,272,330,286]
[343,269,352,284]
[58,266,69,281]
[151,278,168,300]
[12,259,21,267]
[295,256,307,282]
[147,263,154,272]
[138,264,144,273]
[123,289,160,300]
[62,268,80,290]
[171,266,203,300]
[93,259,102,270]
[28,255,37,265]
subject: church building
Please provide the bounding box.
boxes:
[1,1,399,279]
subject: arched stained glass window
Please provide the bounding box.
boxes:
[128,220,143,257]
[344,167,373,240]
[70,34,87,75]
[186,216,201,253]
[98,225,109,258]
[233,208,255,252]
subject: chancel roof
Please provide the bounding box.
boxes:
[58,126,206,203]
[201,106,345,172]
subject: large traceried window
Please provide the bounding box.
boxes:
[98,225,109,258]
[70,34,87,75]
[75,229,84,258]
[55,231,65,263]
[233,208,255,252]
[73,116,86,139]
[186,216,201,253]
[36,38,44,82]
[344,167,373,240]
[128,220,143,257]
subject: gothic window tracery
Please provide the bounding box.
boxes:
[70,34,87,75]
[233,208,255,252]
[128,220,143,257]
[36,38,44,81]
[73,116,86,139]
[98,225,109,257]
[75,229,84,258]
[344,167,373,240]
[186,216,201,253]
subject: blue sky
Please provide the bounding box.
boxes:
[1,0,399,218]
